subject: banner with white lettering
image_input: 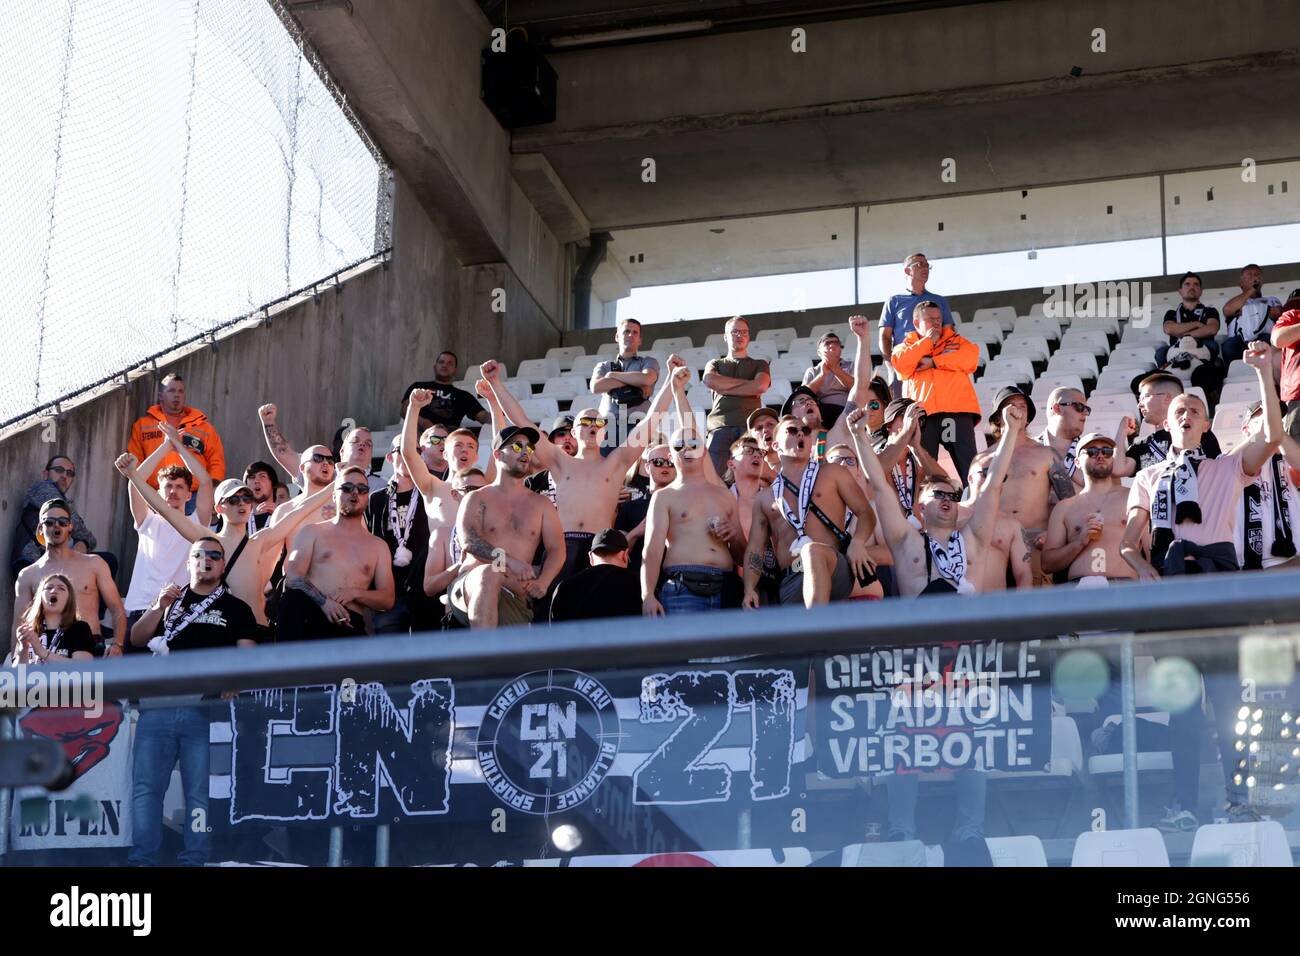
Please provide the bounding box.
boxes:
[813,640,1051,777]
[207,662,813,849]
[9,703,134,850]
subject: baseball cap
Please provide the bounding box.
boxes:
[882,398,915,425]
[38,498,72,519]
[781,385,819,417]
[991,385,1036,425]
[746,406,779,430]
[1077,432,1117,450]
[214,478,253,502]
[494,425,540,451]
[547,415,574,439]
[590,528,629,555]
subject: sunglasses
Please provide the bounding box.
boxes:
[47,464,76,478]
[1083,446,1115,458]
[191,549,225,562]
[508,440,536,455]
[338,482,370,495]
[422,436,445,447]
[867,401,882,411]
[222,494,256,506]
[310,453,337,464]
[926,490,962,503]
[648,457,675,468]
[781,425,814,437]
[831,456,859,467]
[41,516,72,528]
[1055,401,1091,414]
[671,438,703,451]
[576,417,607,429]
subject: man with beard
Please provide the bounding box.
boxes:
[127,536,256,866]
[400,350,491,434]
[848,399,1023,596]
[366,435,431,633]
[419,423,451,481]
[448,427,565,629]
[242,461,280,532]
[1112,372,1222,477]
[277,466,395,640]
[742,416,876,608]
[128,373,226,489]
[14,499,128,656]
[1042,432,1139,583]
[117,453,333,633]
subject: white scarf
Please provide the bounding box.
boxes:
[387,485,421,567]
[772,461,820,557]
[149,585,226,656]
[926,529,972,591]
[1039,432,1079,477]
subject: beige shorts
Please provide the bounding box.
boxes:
[447,569,533,627]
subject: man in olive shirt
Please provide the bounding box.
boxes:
[702,316,771,478]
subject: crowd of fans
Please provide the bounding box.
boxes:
[8,252,1300,863]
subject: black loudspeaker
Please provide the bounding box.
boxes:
[480,34,557,129]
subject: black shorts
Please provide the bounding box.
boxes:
[275,588,366,642]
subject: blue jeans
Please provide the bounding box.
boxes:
[659,571,725,614]
[885,770,986,842]
[129,706,212,866]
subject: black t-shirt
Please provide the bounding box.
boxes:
[549,565,642,622]
[401,381,485,430]
[1162,304,1221,346]
[365,485,430,599]
[614,476,653,577]
[39,621,96,659]
[152,588,257,652]
[525,470,556,504]
[1127,428,1222,471]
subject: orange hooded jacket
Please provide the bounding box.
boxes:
[890,327,981,418]
[127,405,226,489]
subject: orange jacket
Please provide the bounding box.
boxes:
[127,405,226,489]
[890,327,981,418]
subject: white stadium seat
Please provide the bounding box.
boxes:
[1087,392,1137,416]
[515,357,561,383]
[960,321,1005,345]
[540,377,584,400]
[1059,327,1111,358]
[1219,381,1259,405]
[1032,373,1084,401]
[986,836,1047,868]
[1107,345,1157,369]
[950,309,963,324]
[809,322,850,342]
[680,346,714,370]
[748,340,778,363]
[650,335,694,354]
[756,326,797,349]
[981,356,1034,384]
[1212,402,1252,444]
[1012,315,1061,341]
[519,397,559,423]
[1225,360,1256,382]
[1000,335,1050,363]
[763,379,793,405]
[786,336,818,356]
[770,356,810,384]
[1071,829,1170,867]
[1047,350,1100,379]
[1189,822,1293,867]
[1264,280,1299,302]
[568,354,602,380]
[702,332,727,353]
[972,306,1017,332]
[596,342,619,357]
[544,346,586,370]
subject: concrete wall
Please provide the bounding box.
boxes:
[0,174,560,638]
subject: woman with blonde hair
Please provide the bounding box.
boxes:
[11,573,95,664]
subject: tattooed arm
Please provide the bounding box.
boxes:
[258,404,302,478]
[455,490,536,581]
[283,525,351,625]
[741,495,772,610]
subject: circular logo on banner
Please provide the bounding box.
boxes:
[476,669,621,816]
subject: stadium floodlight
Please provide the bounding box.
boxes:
[551,824,582,853]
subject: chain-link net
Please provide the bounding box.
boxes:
[0,0,385,427]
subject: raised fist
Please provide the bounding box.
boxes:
[845,407,867,430]
[409,388,434,410]
[1243,341,1272,368]
[671,365,692,387]
[474,379,493,400]
[1118,415,1138,439]
[666,353,687,371]
[479,360,503,382]
[848,315,869,339]
[258,403,277,424]
[1003,403,1027,431]
[114,452,139,476]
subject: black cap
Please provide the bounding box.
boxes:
[590,528,629,554]
[992,385,1036,425]
[494,425,540,451]
[781,385,819,417]
[547,415,574,439]
[882,398,915,425]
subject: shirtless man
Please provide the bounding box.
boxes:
[958,459,1033,592]
[1036,386,1089,495]
[14,500,128,655]
[278,466,396,640]
[481,357,687,587]
[825,443,888,599]
[849,400,1023,596]
[728,436,769,541]
[1041,432,1138,584]
[743,416,877,608]
[419,423,451,480]
[424,469,487,604]
[448,427,565,629]
[641,416,748,616]
[970,385,1064,585]
[116,450,332,631]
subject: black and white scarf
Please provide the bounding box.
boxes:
[873,431,916,511]
[1243,452,1297,569]
[773,461,820,557]
[1150,448,1206,565]
[387,485,421,567]
[148,585,226,656]
[1039,432,1079,478]
[924,529,973,593]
